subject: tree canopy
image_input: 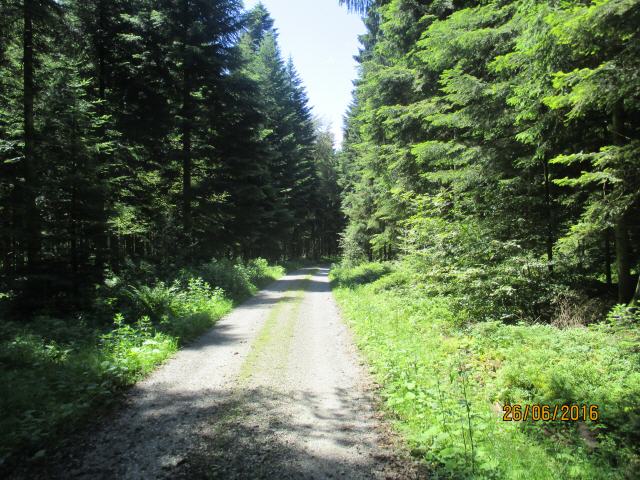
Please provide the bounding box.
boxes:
[339,0,640,312]
[0,1,343,311]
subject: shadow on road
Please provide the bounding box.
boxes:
[27,384,421,479]
[176,386,395,479]
[9,266,426,479]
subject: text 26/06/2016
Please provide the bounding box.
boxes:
[502,404,599,422]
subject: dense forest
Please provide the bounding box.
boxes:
[1,0,639,477]
[0,0,343,470]
[331,0,640,477]
[343,0,640,312]
[0,0,342,313]
[339,0,639,312]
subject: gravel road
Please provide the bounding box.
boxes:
[35,268,425,479]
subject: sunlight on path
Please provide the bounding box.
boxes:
[40,269,422,480]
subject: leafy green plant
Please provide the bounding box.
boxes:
[332,262,640,479]
[125,283,180,323]
[194,258,284,302]
[329,261,391,288]
[100,314,177,385]
[0,257,284,469]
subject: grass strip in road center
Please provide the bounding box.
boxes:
[238,271,317,385]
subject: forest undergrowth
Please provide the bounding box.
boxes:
[331,261,640,480]
[0,258,284,469]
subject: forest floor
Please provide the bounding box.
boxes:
[20,267,425,479]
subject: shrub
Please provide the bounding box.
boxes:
[194,258,283,302]
[194,259,254,301]
[244,258,285,288]
[606,303,640,326]
[0,257,284,468]
[551,292,607,328]
[121,277,233,343]
[332,262,640,479]
[339,224,369,266]
[329,261,391,288]
[125,282,180,323]
[161,279,231,340]
[100,314,177,386]
[0,332,70,369]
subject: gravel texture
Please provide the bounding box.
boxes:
[24,268,427,479]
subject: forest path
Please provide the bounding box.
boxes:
[44,268,423,479]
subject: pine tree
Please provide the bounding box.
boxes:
[0,0,335,311]
[241,5,319,258]
[340,0,639,315]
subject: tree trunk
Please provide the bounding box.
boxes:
[604,229,612,287]
[94,0,108,273]
[615,215,634,303]
[11,189,23,271]
[182,115,192,232]
[631,276,640,308]
[543,158,553,272]
[612,101,634,303]
[70,178,79,294]
[181,0,193,240]
[23,0,40,270]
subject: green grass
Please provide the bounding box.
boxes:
[238,273,313,383]
[0,258,284,469]
[331,262,640,479]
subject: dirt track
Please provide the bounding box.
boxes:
[36,268,425,479]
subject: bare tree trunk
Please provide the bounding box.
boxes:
[23,0,41,270]
[181,0,193,241]
[94,0,108,274]
[543,158,553,272]
[70,176,79,296]
[604,229,612,287]
[614,211,634,304]
[631,276,640,308]
[11,189,22,271]
[612,101,634,303]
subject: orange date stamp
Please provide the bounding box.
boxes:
[502,404,599,422]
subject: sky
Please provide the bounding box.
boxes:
[244,0,366,147]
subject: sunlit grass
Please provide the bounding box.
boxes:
[331,262,639,479]
[0,258,284,467]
